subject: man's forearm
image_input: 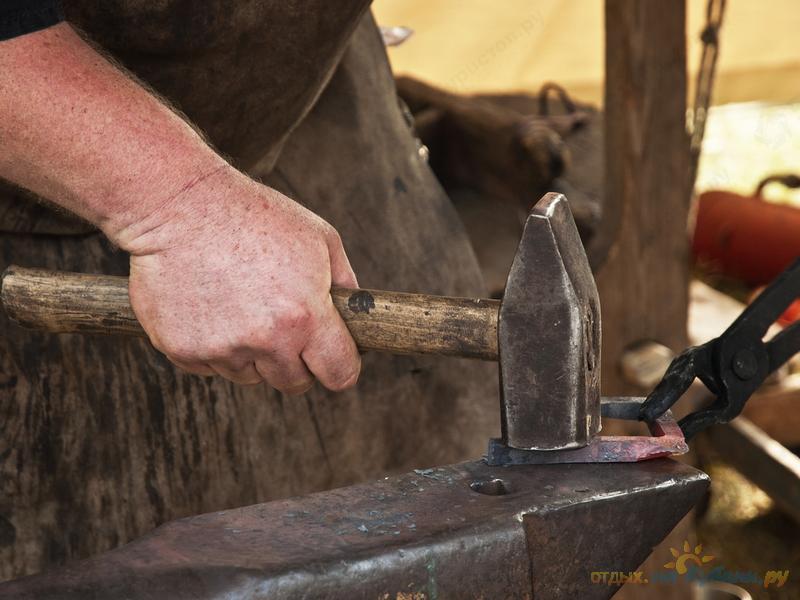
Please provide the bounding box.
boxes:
[0,21,363,392]
[0,23,226,246]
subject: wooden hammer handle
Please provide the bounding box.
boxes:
[1,266,500,361]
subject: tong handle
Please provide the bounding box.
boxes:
[721,257,800,346]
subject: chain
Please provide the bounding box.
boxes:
[689,0,726,187]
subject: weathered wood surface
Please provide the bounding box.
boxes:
[0,14,499,581]
[598,5,693,599]
[619,340,675,391]
[2,268,142,338]
[741,378,800,447]
[2,267,501,361]
[336,289,498,360]
[598,0,691,395]
[708,417,800,524]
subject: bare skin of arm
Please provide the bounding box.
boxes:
[0,23,361,393]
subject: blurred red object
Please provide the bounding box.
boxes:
[780,299,800,326]
[693,174,800,286]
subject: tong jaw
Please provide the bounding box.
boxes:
[641,258,800,439]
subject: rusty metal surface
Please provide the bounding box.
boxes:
[498,193,601,450]
[486,397,688,465]
[0,458,708,600]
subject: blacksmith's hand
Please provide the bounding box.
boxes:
[114,168,361,393]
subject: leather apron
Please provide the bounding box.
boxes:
[0,2,499,580]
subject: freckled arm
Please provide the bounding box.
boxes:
[0,22,225,244]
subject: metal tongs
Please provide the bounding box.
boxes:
[640,258,800,440]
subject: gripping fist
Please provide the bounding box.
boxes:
[117,168,361,394]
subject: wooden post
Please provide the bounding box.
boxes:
[601,5,694,600]
[599,0,691,395]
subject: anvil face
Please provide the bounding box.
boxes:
[499,193,601,450]
[0,459,708,600]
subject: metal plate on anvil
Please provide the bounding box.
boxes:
[486,397,689,466]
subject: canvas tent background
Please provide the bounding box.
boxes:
[373,0,800,106]
[373,0,800,203]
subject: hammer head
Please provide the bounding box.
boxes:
[498,193,601,450]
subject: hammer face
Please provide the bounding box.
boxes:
[499,193,601,450]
